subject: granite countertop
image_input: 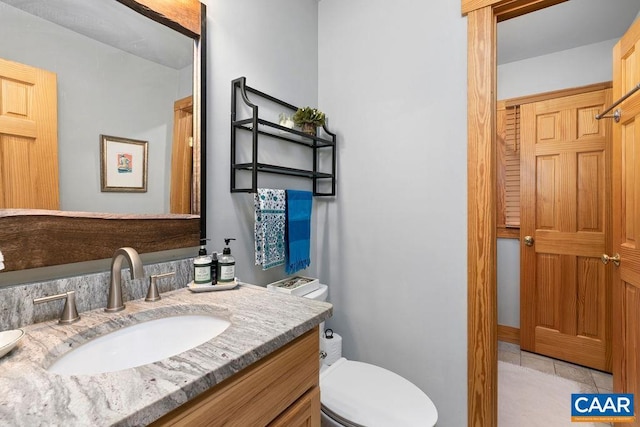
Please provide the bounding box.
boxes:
[0,283,332,426]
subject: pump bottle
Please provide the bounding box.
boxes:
[217,238,236,283]
[193,239,212,285]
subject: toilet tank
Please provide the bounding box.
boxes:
[302,284,328,301]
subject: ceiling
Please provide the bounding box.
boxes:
[5,0,638,69]
[498,0,640,65]
[0,0,193,69]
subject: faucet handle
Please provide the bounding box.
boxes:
[34,291,80,324]
[146,272,175,302]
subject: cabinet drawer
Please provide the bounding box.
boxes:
[269,386,320,427]
[151,326,319,426]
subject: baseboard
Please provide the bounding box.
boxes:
[497,324,520,345]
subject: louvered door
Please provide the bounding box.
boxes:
[497,102,521,233]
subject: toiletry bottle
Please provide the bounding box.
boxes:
[217,238,236,283]
[193,239,212,285]
[211,251,218,285]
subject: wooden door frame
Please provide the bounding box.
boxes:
[462,0,568,425]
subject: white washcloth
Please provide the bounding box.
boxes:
[0,250,4,271]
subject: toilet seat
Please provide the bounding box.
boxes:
[320,358,438,427]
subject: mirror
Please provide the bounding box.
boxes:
[0,0,205,275]
[0,0,195,214]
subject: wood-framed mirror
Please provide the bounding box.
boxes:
[0,0,206,280]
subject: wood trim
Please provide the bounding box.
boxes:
[151,327,319,426]
[493,0,567,22]
[464,1,611,425]
[603,87,614,377]
[174,95,194,113]
[462,0,566,19]
[518,103,537,352]
[117,0,201,37]
[497,325,520,345]
[467,7,497,427]
[504,82,613,108]
[497,227,520,239]
[611,31,624,397]
[0,213,199,271]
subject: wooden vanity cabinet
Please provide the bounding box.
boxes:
[268,386,321,427]
[151,327,320,427]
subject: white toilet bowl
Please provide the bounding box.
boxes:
[301,284,438,427]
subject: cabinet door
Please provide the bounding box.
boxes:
[150,327,319,427]
[269,387,320,427]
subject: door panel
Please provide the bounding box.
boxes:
[521,88,612,372]
[0,57,58,209]
[612,17,640,416]
[170,95,193,214]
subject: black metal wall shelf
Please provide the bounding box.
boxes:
[231,76,336,196]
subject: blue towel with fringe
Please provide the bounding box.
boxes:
[285,190,312,274]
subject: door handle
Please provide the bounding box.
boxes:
[601,253,621,267]
[523,236,534,247]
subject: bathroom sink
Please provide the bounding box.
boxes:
[48,314,230,375]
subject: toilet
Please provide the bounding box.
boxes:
[302,284,438,427]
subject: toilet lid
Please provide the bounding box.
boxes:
[320,358,438,427]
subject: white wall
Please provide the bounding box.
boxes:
[317,1,468,425]
[0,3,183,214]
[498,239,520,327]
[207,2,467,424]
[498,38,616,99]
[496,39,616,327]
[206,0,320,283]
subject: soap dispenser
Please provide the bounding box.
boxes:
[193,239,212,285]
[217,238,236,283]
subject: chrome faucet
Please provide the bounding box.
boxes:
[106,247,144,312]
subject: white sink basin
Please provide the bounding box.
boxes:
[48,314,230,375]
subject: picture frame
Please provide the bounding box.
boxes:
[100,135,148,192]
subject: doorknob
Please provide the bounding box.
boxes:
[601,253,621,267]
[523,236,534,247]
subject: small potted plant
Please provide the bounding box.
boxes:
[292,107,326,136]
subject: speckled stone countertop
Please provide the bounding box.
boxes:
[0,283,332,426]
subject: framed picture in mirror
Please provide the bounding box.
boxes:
[100,134,148,192]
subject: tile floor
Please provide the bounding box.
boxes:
[498,340,614,393]
[499,340,614,427]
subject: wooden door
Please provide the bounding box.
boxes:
[612,17,640,416]
[0,57,58,209]
[169,95,193,214]
[520,88,613,372]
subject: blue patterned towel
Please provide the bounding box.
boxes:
[285,190,312,274]
[255,189,286,269]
